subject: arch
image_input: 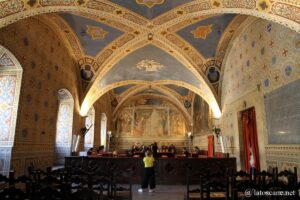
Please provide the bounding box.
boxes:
[0,1,299,33]
[100,113,107,151]
[84,106,95,151]
[81,80,221,119]
[112,84,192,124]
[55,88,74,165]
[0,45,22,175]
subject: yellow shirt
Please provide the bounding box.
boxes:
[143,156,155,168]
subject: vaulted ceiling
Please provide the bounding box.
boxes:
[33,1,253,119]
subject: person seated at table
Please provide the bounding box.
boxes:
[131,144,139,155]
[182,147,189,157]
[151,142,158,158]
[87,147,94,155]
[97,145,104,154]
[168,144,176,154]
[194,146,201,155]
[140,145,148,155]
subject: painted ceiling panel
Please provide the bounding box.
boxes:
[177,14,236,59]
[166,84,189,96]
[135,89,166,96]
[60,13,124,57]
[113,84,136,95]
[97,45,201,89]
[110,0,193,19]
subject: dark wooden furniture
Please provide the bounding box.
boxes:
[65,156,236,184]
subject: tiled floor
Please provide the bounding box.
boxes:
[132,185,186,200]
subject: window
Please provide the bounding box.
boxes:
[55,89,74,165]
[0,45,22,175]
[100,113,107,150]
[84,107,95,150]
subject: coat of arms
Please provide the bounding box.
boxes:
[86,25,108,40]
[191,24,213,40]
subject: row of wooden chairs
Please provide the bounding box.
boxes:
[186,167,300,200]
[0,165,133,200]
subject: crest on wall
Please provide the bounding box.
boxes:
[191,24,213,40]
[136,59,165,72]
[136,0,165,8]
[86,25,108,40]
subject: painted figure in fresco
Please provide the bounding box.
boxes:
[134,116,145,136]
[118,110,132,136]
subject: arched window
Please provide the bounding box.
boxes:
[84,107,95,151]
[100,113,107,151]
[0,45,22,175]
[55,89,74,165]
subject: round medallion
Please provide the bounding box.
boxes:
[206,66,220,84]
[80,64,94,81]
[184,100,191,108]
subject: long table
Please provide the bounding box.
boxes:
[65,156,236,184]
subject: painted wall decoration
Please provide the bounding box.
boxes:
[98,45,201,88]
[117,106,185,138]
[206,66,220,84]
[110,0,192,19]
[136,59,165,72]
[136,0,165,8]
[117,109,133,136]
[177,14,236,58]
[191,24,213,40]
[60,13,123,57]
[222,19,300,106]
[86,25,108,40]
[0,18,87,174]
[220,18,300,172]
[193,95,211,135]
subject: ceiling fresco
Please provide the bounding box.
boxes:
[165,84,189,96]
[177,14,236,59]
[135,89,166,96]
[110,0,193,19]
[97,45,201,89]
[113,84,136,95]
[60,13,124,57]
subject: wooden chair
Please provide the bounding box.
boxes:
[185,167,208,200]
[231,170,259,200]
[0,171,28,200]
[111,167,133,200]
[200,170,230,200]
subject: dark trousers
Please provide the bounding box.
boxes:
[141,167,155,189]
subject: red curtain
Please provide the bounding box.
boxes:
[207,135,214,157]
[242,108,260,172]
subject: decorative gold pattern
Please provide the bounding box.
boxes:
[191,24,213,40]
[136,59,165,72]
[86,25,108,40]
[136,0,165,8]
